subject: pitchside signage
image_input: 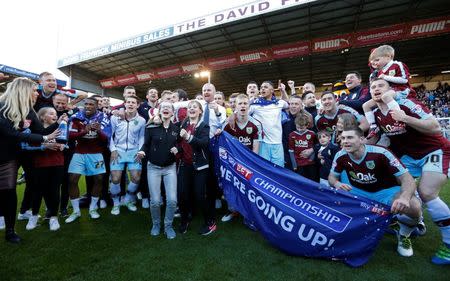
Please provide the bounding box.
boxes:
[57,0,316,67]
[212,132,391,267]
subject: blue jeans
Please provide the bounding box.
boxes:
[147,162,177,227]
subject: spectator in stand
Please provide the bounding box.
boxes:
[302,82,316,95]
[340,71,371,114]
[0,77,59,243]
[288,111,318,181]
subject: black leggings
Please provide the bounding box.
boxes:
[178,164,211,224]
[31,166,64,216]
[0,189,17,231]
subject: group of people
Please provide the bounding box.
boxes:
[0,44,449,265]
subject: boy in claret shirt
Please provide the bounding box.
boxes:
[314,130,340,186]
[288,111,318,181]
[363,45,416,139]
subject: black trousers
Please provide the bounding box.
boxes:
[178,164,211,225]
[18,154,33,214]
[0,189,17,231]
[31,166,64,217]
[296,164,319,182]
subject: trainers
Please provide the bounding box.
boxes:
[65,212,81,223]
[111,206,120,215]
[26,215,39,230]
[165,226,176,239]
[0,216,5,230]
[397,234,413,257]
[221,211,239,222]
[89,209,100,219]
[215,199,222,209]
[431,244,450,265]
[49,217,60,231]
[126,202,137,212]
[179,221,189,234]
[142,198,149,209]
[137,192,142,200]
[199,222,217,236]
[99,200,107,209]
[17,210,32,221]
[244,218,257,231]
[366,125,380,140]
[151,224,160,236]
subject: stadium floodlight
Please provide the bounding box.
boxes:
[410,74,419,77]
[322,83,332,86]
[441,70,450,74]
[194,70,211,83]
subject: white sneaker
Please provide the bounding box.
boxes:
[0,216,5,230]
[65,212,81,223]
[126,202,137,212]
[49,217,60,231]
[100,200,107,209]
[221,212,239,222]
[397,234,413,257]
[89,209,100,219]
[137,192,143,200]
[18,210,32,221]
[111,206,120,215]
[26,215,39,230]
[142,198,149,209]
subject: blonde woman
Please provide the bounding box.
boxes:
[0,77,60,243]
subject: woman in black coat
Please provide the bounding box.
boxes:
[0,77,59,243]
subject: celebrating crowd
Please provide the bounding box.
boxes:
[0,44,449,265]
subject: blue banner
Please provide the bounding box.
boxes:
[0,64,66,87]
[212,132,392,267]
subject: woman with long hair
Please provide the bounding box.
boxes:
[177,100,215,235]
[0,77,59,243]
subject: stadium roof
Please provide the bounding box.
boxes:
[58,0,450,97]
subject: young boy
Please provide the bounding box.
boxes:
[288,111,318,181]
[314,130,340,186]
[363,45,415,138]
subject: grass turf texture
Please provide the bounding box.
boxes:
[0,179,449,281]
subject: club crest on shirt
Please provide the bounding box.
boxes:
[366,160,375,170]
[389,70,396,76]
[306,134,311,140]
[246,127,253,134]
